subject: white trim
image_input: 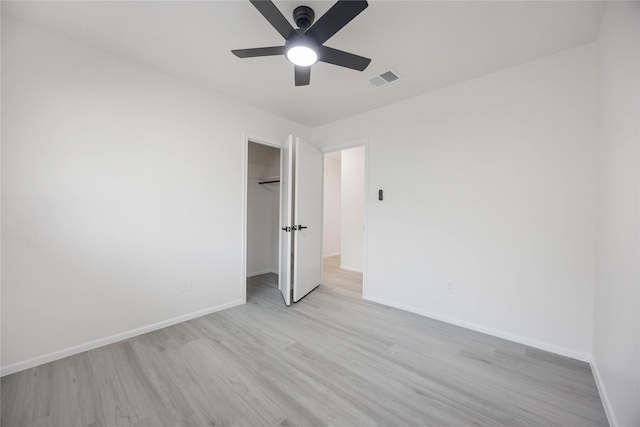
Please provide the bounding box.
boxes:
[340,264,363,273]
[0,299,244,377]
[245,132,285,149]
[323,252,341,258]
[364,294,592,363]
[362,140,370,299]
[591,357,618,427]
[320,146,325,289]
[247,269,278,278]
[320,138,368,154]
[241,133,248,304]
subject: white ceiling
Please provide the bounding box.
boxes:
[2,1,606,127]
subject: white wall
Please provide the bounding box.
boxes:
[593,2,640,426]
[1,18,310,374]
[323,152,341,257]
[247,142,280,276]
[340,147,365,272]
[314,44,597,360]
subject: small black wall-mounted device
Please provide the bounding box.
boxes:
[378,189,383,201]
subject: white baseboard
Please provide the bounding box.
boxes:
[591,357,618,427]
[247,269,277,278]
[0,299,244,377]
[364,295,591,363]
[340,264,363,273]
[323,252,341,258]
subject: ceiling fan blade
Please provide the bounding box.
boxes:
[307,0,368,45]
[232,46,286,58]
[250,0,295,39]
[294,66,311,86]
[318,46,371,71]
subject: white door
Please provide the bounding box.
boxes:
[278,136,293,305]
[292,137,324,302]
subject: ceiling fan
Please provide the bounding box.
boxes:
[231,0,371,86]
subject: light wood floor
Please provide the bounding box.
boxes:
[1,256,608,426]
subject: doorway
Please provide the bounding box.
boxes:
[244,135,325,306]
[246,140,281,302]
[322,145,366,297]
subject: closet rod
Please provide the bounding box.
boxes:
[258,179,280,185]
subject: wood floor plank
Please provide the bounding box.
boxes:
[1,257,608,426]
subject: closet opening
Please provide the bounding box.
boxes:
[244,135,324,306]
[246,140,281,303]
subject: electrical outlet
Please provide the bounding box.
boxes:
[182,279,192,292]
[445,281,454,293]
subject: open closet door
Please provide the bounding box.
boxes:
[278,136,293,306]
[292,137,323,302]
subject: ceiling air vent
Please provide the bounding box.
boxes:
[368,69,401,87]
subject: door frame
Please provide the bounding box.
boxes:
[320,138,369,299]
[241,132,286,304]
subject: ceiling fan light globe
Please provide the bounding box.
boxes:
[286,46,318,66]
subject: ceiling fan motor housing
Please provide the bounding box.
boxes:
[286,29,318,49]
[293,6,315,29]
